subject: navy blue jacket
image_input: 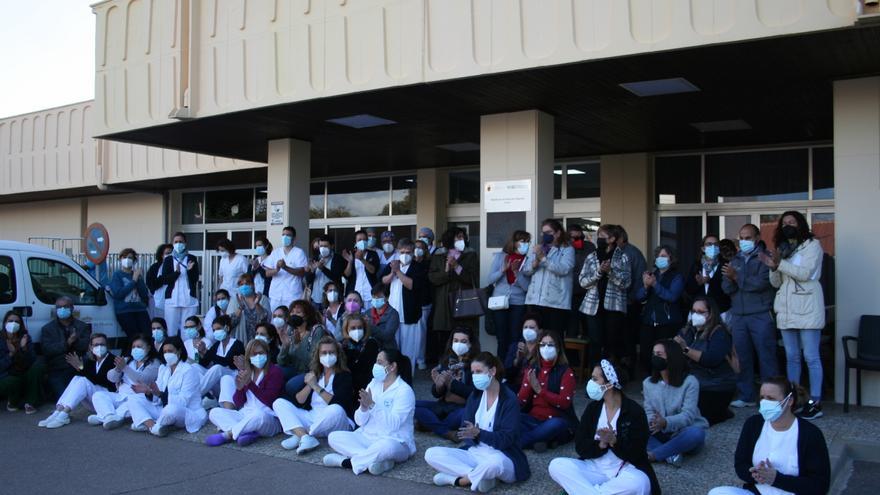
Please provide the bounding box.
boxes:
[636,269,685,327]
[461,385,531,483]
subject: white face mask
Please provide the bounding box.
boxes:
[348,328,364,342]
[326,291,339,303]
[164,353,179,366]
[320,353,338,368]
[92,345,108,358]
[5,321,20,334]
[451,341,470,356]
[691,313,707,328]
[454,239,466,251]
[319,247,331,258]
[399,253,412,266]
[522,327,538,342]
[120,258,134,269]
[272,317,286,329]
[382,242,395,254]
[539,344,557,361]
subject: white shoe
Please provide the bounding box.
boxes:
[131,423,149,432]
[38,410,61,427]
[45,411,70,429]
[150,423,173,437]
[202,397,219,409]
[103,414,125,430]
[368,460,394,475]
[281,435,300,450]
[323,453,346,468]
[296,435,320,455]
[87,414,103,426]
[433,473,458,487]
[476,479,496,493]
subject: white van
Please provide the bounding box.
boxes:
[0,240,121,345]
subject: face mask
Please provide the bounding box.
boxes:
[174,242,186,253]
[655,257,670,270]
[419,236,431,245]
[349,328,364,342]
[213,329,228,341]
[319,247,331,258]
[255,335,269,344]
[539,345,558,361]
[272,317,286,329]
[472,373,492,391]
[704,245,719,260]
[522,327,538,342]
[586,379,608,401]
[382,243,395,254]
[131,347,148,362]
[651,355,668,372]
[691,313,707,328]
[367,237,377,249]
[414,248,425,258]
[56,307,72,319]
[184,326,199,340]
[454,240,466,251]
[326,290,339,303]
[572,239,584,250]
[238,285,255,297]
[345,301,361,313]
[219,251,229,259]
[355,240,367,251]
[596,238,608,252]
[542,233,554,245]
[451,341,470,356]
[163,352,179,366]
[255,246,266,256]
[288,315,304,328]
[759,394,791,423]
[320,353,338,368]
[5,321,20,334]
[782,225,798,240]
[152,329,165,343]
[372,363,388,381]
[121,258,134,269]
[216,299,229,311]
[281,235,293,247]
[372,298,386,309]
[517,242,530,256]
[250,354,268,368]
[739,239,755,254]
[399,253,412,266]
[92,345,108,358]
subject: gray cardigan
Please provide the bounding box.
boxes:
[523,245,576,310]
[487,252,531,306]
[642,374,709,434]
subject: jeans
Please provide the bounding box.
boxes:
[730,312,778,402]
[647,425,706,461]
[414,400,465,436]
[491,304,527,363]
[519,413,572,449]
[116,310,151,340]
[780,329,823,401]
[284,373,305,401]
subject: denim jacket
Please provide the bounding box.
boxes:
[523,245,575,310]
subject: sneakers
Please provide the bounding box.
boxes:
[131,423,149,432]
[103,415,125,430]
[205,432,231,446]
[281,435,301,450]
[666,454,683,468]
[730,399,756,408]
[150,423,173,437]
[38,410,61,427]
[45,411,70,429]
[201,397,219,410]
[24,404,37,415]
[323,453,347,468]
[368,460,394,475]
[800,400,823,420]
[476,478,497,493]
[433,473,458,487]
[296,434,320,455]
[6,402,19,412]
[87,414,104,426]
[237,432,260,446]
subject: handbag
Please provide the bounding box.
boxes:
[448,272,489,319]
[488,294,509,310]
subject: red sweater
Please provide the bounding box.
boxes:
[517,359,576,421]
[233,364,284,409]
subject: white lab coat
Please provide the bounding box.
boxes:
[128,361,207,433]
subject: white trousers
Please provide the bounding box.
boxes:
[127,397,208,433]
[273,399,352,437]
[201,365,236,397]
[208,404,281,440]
[708,488,753,495]
[164,305,197,337]
[425,444,516,490]
[418,304,432,364]
[58,376,105,411]
[396,322,422,374]
[218,375,238,404]
[327,430,412,475]
[92,390,142,420]
[548,457,651,495]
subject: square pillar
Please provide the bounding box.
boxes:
[600,153,652,253]
[415,168,446,242]
[266,139,311,247]
[833,77,880,406]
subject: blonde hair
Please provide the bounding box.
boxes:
[309,336,349,376]
[245,338,271,370]
[341,313,371,341]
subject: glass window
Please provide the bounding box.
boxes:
[449,171,480,204]
[205,189,254,223]
[254,230,267,246]
[0,256,16,304]
[328,227,357,253]
[255,189,267,222]
[706,149,808,203]
[310,182,325,219]
[185,232,204,252]
[327,178,389,218]
[812,212,835,257]
[566,162,600,199]
[655,155,701,204]
[812,147,834,200]
[659,216,702,271]
[759,214,782,250]
[181,192,204,224]
[390,225,417,243]
[566,217,601,242]
[205,232,229,251]
[707,214,751,243]
[230,231,252,251]
[553,165,562,200]
[27,257,101,305]
[391,176,417,215]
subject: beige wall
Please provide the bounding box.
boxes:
[0,198,86,242]
[415,168,445,239]
[92,0,857,136]
[86,193,165,252]
[600,153,652,253]
[833,77,880,406]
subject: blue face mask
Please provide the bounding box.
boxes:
[152,329,165,343]
[472,373,492,391]
[517,242,530,256]
[184,326,199,340]
[759,393,791,423]
[217,298,229,311]
[173,242,186,254]
[250,354,268,369]
[419,236,431,246]
[131,347,148,362]
[237,285,255,297]
[213,329,228,342]
[372,363,388,381]
[281,235,293,247]
[372,298,386,309]
[704,245,719,260]
[255,245,266,256]
[367,237,377,249]
[355,240,367,251]
[56,307,72,320]
[655,257,670,270]
[739,239,755,254]
[542,233,554,245]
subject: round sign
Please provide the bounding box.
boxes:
[83,223,110,264]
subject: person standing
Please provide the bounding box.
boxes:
[216,238,248,295]
[635,246,685,376]
[109,248,152,341]
[306,235,346,311]
[413,238,434,370]
[146,243,172,319]
[487,230,532,362]
[428,227,479,364]
[618,226,648,376]
[160,232,200,337]
[343,230,380,308]
[263,226,309,311]
[250,237,273,297]
[685,234,731,323]
[418,227,437,255]
[380,239,426,374]
[567,224,595,339]
[40,297,91,400]
[523,219,575,335]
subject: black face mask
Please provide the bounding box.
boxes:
[651,355,668,372]
[288,315,305,328]
[782,225,798,240]
[596,238,608,252]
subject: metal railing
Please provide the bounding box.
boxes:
[28,237,84,257]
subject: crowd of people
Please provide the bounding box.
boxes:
[1,212,834,494]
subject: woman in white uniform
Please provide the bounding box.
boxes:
[426,351,531,492]
[159,232,200,337]
[217,238,249,295]
[89,335,160,429]
[181,316,212,372]
[127,337,208,436]
[549,360,660,495]
[708,377,830,495]
[323,349,415,476]
[205,339,284,447]
[273,336,354,453]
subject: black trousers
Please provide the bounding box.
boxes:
[586,308,626,371]
[699,388,736,426]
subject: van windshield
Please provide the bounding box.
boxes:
[27,257,101,305]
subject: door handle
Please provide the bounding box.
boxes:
[13,306,33,317]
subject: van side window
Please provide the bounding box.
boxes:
[0,256,15,304]
[27,257,100,305]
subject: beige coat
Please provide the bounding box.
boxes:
[770,238,825,330]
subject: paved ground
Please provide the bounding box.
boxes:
[4,371,879,495]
